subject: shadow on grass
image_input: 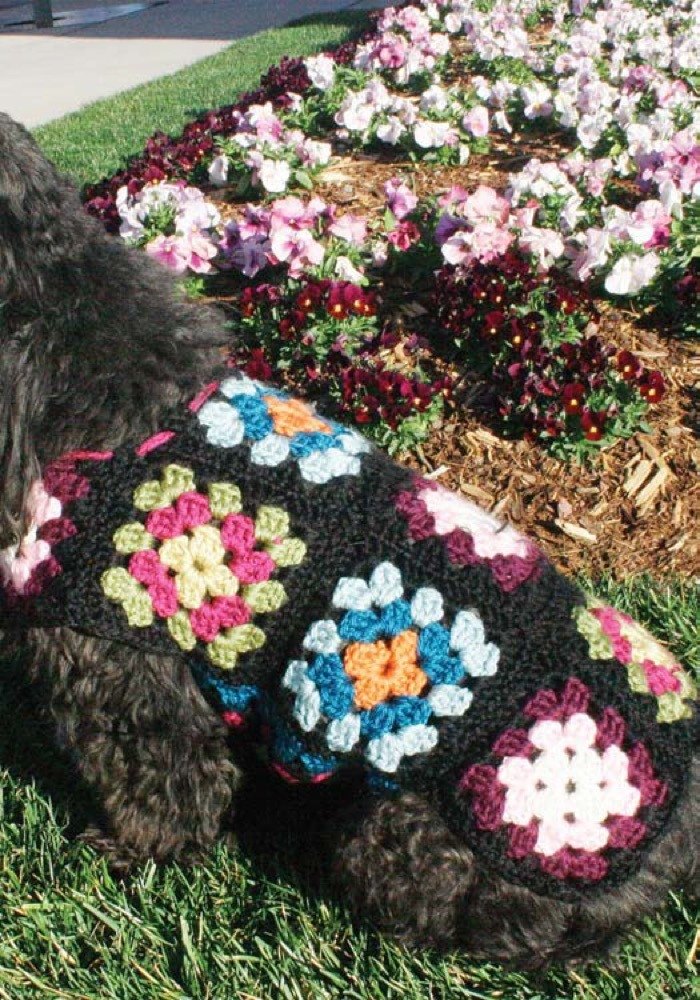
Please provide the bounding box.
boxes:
[0,649,100,837]
[0,646,361,900]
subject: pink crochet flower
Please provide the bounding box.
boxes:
[460,679,666,883]
[0,481,62,593]
[395,479,541,593]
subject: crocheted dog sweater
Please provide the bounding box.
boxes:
[1,374,697,900]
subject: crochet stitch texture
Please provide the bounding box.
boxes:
[1,374,696,901]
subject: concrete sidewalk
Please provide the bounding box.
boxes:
[0,0,389,128]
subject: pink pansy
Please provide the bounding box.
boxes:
[335,95,375,132]
[377,35,408,69]
[468,221,513,263]
[519,226,564,270]
[269,226,324,276]
[328,214,368,246]
[437,185,470,210]
[513,201,538,229]
[268,197,307,229]
[182,232,218,274]
[145,235,189,273]
[461,185,511,226]
[304,53,336,91]
[419,485,532,560]
[569,228,611,282]
[413,120,457,148]
[384,178,418,220]
[462,106,490,138]
[269,195,325,230]
[208,154,230,187]
[655,79,689,109]
[246,102,284,143]
[604,253,660,297]
[440,230,473,265]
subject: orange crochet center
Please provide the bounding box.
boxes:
[263,396,333,437]
[343,629,429,710]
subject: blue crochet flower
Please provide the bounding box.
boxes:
[196,376,370,483]
[282,562,501,775]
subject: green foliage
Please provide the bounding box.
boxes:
[364,394,446,456]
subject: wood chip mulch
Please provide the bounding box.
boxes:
[208,144,700,582]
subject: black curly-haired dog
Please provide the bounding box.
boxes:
[0,113,697,969]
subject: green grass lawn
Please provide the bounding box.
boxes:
[1,578,697,1000]
[0,13,696,1000]
[33,10,367,188]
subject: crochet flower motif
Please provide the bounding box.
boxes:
[0,451,108,602]
[100,463,306,670]
[283,561,500,774]
[395,480,542,592]
[461,679,667,883]
[574,598,696,724]
[195,376,371,483]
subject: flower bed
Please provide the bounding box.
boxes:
[81,0,699,578]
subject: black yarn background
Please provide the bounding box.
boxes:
[20,397,698,900]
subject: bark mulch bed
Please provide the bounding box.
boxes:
[208,145,699,582]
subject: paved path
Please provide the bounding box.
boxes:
[0,0,389,128]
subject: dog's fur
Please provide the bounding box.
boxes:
[0,113,697,968]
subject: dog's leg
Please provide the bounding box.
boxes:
[329,791,476,949]
[27,628,240,872]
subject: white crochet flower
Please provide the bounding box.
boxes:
[498,713,642,857]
